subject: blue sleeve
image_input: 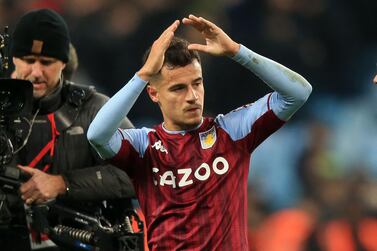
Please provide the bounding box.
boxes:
[91,127,153,160]
[215,93,270,141]
[87,74,147,159]
[231,45,312,121]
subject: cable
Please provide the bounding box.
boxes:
[13,108,40,154]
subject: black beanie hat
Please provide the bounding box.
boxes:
[11,9,70,63]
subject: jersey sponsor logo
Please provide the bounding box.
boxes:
[199,126,217,149]
[151,140,168,154]
[152,156,229,188]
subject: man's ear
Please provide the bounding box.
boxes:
[146,84,159,103]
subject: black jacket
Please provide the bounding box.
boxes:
[18,80,135,200]
[0,80,136,250]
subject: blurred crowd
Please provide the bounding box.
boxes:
[1,0,376,250]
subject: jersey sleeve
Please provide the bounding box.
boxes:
[215,93,285,152]
[87,74,147,159]
[231,45,312,121]
[96,127,152,159]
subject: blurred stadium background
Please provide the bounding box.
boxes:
[1,0,377,249]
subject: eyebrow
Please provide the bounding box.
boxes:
[168,83,186,91]
[168,77,203,89]
[192,77,203,83]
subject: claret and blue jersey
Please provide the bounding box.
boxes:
[107,93,283,250]
[87,44,312,251]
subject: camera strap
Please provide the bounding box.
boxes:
[28,113,60,172]
[23,114,60,249]
[25,204,57,249]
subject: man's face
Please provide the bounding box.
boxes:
[147,60,204,131]
[374,74,377,85]
[13,55,65,98]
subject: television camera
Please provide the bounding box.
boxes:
[0,25,33,188]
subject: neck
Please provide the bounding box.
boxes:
[33,79,64,114]
[162,118,203,132]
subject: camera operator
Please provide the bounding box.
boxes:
[0,8,137,251]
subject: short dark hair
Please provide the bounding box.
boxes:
[142,36,201,69]
[63,43,79,80]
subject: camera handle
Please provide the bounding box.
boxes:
[0,166,31,191]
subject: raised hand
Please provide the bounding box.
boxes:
[19,165,66,204]
[182,14,240,57]
[137,20,180,82]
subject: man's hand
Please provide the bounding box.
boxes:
[137,20,180,82]
[18,165,67,205]
[182,14,240,57]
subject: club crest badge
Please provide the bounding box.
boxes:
[199,126,217,149]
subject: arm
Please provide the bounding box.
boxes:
[182,14,312,120]
[19,149,137,204]
[231,46,312,120]
[19,93,136,204]
[63,115,137,201]
[60,164,136,201]
[87,20,180,158]
[86,75,147,158]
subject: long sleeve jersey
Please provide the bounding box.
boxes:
[87,45,312,251]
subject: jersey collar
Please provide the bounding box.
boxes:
[161,117,204,135]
